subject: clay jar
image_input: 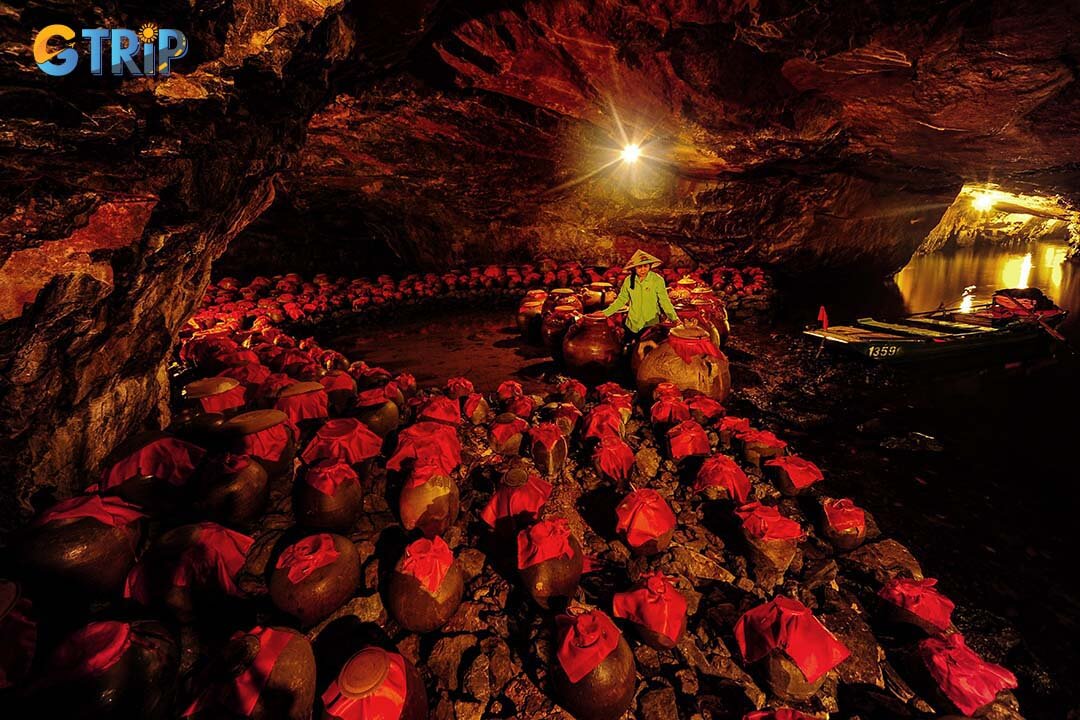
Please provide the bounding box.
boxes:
[15,496,143,597]
[635,325,731,402]
[270,533,360,627]
[182,376,246,416]
[354,388,400,438]
[320,370,358,416]
[191,454,269,527]
[187,626,316,720]
[169,409,227,449]
[541,305,582,360]
[398,464,460,539]
[516,299,546,342]
[294,460,363,533]
[40,620,178,720]
[542,288,583,315]
[551,610,637,720]
[562,313,623,383]
[764,650,824,702]
[220,410,298,479]
[385,537,465,633]
[321,647,427,720]
[529,423,569,477]
[517,519,583,609]
[490,413,528,455]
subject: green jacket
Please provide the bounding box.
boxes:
[601,271,679,332]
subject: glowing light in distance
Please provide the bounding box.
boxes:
[971,193,995,212]
[620,144,641,164]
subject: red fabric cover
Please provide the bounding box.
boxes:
[355,387,390,408]
[239,417,296,463]
[490,415,529,447]
[386,422,462,475]
[301,418,382,465]
[734,596,850,683]
[463,393,487,419]
[612,572,687,643]
[918,633,1017,715]
[506,395,535,418]
[50,621,133,678]
[685,394,726,422]
[418,396,461,425]
[36,494,145,527]
[303,460,360,497]
[552,402,582,429]
[653,382,681,399]
[276,534,341,584]
[592,435,635,482]
[822,498,865,533]
[719,416,751,435]
[446,376,474,397]
[668,420,710,460]
[743,710,820,720]
[0,594,36,689]
[603,391,633,419]
[102,436,205,489]
[695,454,751,502]
[879,577,955,632]
[321,650,408,720]
[497,380,524,400]
[517,518,576,570]
[583,403,624,440]
[765,455,820,488]
[197,381,247,414]
[651,397,691,425]
[558,379,587,401]
[216,349,261,368]
[740,429,788,450]
[594,382,626,399]
[219,363,272,396]
[126,523,253,602]
[480,474,552,528]
[258,373,295,401]
[183,336,239,367]
[615,489,676,548]
[405,461,449,489]
[183,626,296,717]
[394,373,416,395]
[556,609,622,684]
[529,422,565,451]
[399,536,454,595]
[274,387,329,424]
[736,502,804,542]
[274,348,312,371]
[320,371,357,393]
[668,334,722,363]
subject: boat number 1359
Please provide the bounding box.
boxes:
[869,345,899,357]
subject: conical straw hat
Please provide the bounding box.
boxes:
[623,249,663,270]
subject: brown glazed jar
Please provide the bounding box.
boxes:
[320,370,358,416]
[192,454,269,528]
[398,464,460,539]
[542,288,583,315]
[320,647,427,720]
[270,533,361,627]
[219,410,298,479]
[635,325,731,402]
[182,376,247,416]
[15,495,143,597]
[516,299,546,342]
[98,431,203,513]
[185,626,316,720]
[551,609,637,720]
[385,537,465,633]
[169,409,227,449]
[541,305,582,360]
[528,423,568,477]
[354,388,400,438]
[562,313,624,383]
[294,460,363,533]
[764,650,824,702]
[517,519,583,609]
[490,412,528,455]
[39,620,178,720]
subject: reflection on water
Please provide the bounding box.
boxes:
[895,240,1080,339]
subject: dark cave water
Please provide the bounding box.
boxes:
[325,244,1080,714]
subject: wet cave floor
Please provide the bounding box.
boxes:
[326,301,1080,716]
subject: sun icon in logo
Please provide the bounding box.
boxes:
[137,23,159,45]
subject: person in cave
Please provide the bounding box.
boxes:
[601,249,680,339]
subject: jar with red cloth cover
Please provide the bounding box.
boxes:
[635,325,731,402]
[667,419,711,462]
[125,522,253,622]
[529,422,568,477]
[562,312,623,382]
[490,413,529,455]
[354,387,400,438]
[765,454,822,495]
[718,415,751,448]
[184,626,315,720]
[0,580,36,690]
[99,432,206,513]
[734,596,850,702]
[219,410,298,479]
[320,647,427,720]
[695,453,750,503]
[191,453,269,528]
[612,572,687,650]
[737,429,788,467]
[37,619,178,719]
[558,378,588,409]
[386,536,465,633]
[517,518,584,609]
[820,498,866,550]
[319,370,358,415]
[270,533,360,627]
[274,382,329,430]
[917,633,1017,716]
[878,576,955,635]
[481,463,552,539]
[182,376,247,416]
[300,418,383,469]
[736,503,804,589]
[15,494,144,597]
[398,462,460,539]
[550,607,636,720]
[462,392,491,425]
[517,299,545,342]
[592,434,635,486]
[615,489,677,555]
[445,376,474,400]
[294,459,363,533]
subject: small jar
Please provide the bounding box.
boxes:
[219,410,298,479]
[517,519,583,609]
[355,388,400,438]
[294,460,363,533]
[398,463,460,539]
[385,537,465,633]
[191,453,269,528]
[551,608,636,720]
[528,422,568,477]
[270,533,361,627]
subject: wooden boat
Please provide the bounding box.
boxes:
[804,288,1067,363]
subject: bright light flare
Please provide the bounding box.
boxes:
[971,192,996,212]
[620,144,641,164]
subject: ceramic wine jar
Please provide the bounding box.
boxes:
[635,325,731,402]
[561,312,623,382]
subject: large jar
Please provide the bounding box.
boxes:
[517,519,583,609]
[219,410,298,479]
[320,647,427,720]
[269,533,360,627]
[562,312,623,382]
[516,299,546,342]
[635,325,731,402]
[354,387,400,438]
[542,288,583,315]
[182,376,247,416]
[551,609,637,720]
[385,537,465,633]
[294,459,363,532]
[541,305,581,360]
[191,453,269,528]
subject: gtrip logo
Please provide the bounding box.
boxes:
[33,23,188,77]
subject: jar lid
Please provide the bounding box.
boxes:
[224,409,288,434]
[183,376,240,399]
[278,381,324,398]
[551,288,575,296]
[669,325,709,341]
[339,647,390,697]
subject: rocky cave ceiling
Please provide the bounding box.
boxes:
[2,0,1080,515]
